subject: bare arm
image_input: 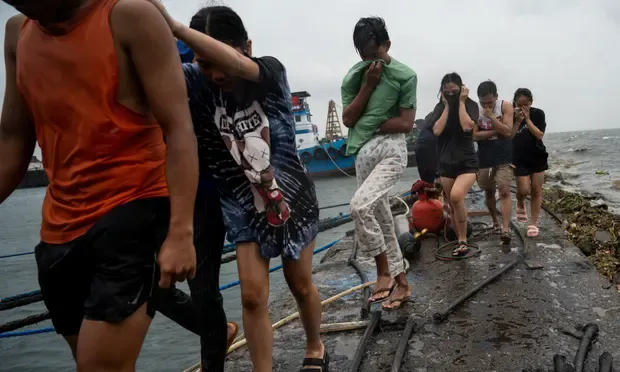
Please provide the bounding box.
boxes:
[174,24,260,82]
[432,106,449,136]
[0,15,36,204]
[473,124,498,141]
[489,101,514,137]
[342,62,382,128]
[142,0,260,83]
[458,102,475,132]
[112,1,197,234]
[525,118,544,140]
[377,108,416,134]
[342,84,374,128]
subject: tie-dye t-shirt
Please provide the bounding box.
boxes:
[182,57,319,260]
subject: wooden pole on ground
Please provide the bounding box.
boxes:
[182,280,377,372]
[468,210,491,217]
[320,320,370,334]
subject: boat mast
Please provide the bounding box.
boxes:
[325,100,343,141]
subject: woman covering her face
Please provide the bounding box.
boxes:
[431,72,479,256]
[511,88,548,238]
[146,2,328,372]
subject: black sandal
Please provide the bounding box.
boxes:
[500,230,512,245]
[452,241,470,256]
[301,350,329,372]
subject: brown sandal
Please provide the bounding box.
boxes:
[368,282,396,304]
[381,294,412,311]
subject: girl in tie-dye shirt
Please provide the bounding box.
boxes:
[148,2,329,372]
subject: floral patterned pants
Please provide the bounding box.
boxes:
[351,133,408,277]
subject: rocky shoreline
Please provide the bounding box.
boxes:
[543,186,620,287]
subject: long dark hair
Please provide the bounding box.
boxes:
[190,6,248,48]
[438,72,464,129]
[437,72,463,102]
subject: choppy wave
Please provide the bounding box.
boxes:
[545,129,620,214]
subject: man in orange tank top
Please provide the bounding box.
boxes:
[0,0,199,370]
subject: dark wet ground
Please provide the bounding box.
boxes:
[214,194,620,372]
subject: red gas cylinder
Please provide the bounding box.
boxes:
[409,191,444,234]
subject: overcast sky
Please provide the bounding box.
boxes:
[1,0,618,147]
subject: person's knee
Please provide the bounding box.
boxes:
[450,190,466,206]
[288,277,316,301]
[531,186,542,199]
[240,284,269,313]
[517,185,529,199]
[498,185,511,199]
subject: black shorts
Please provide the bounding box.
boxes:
[438,163,478,180]
[35,197,169,336]
[513,162,548,177]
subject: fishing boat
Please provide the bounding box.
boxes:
[292,91,356,178]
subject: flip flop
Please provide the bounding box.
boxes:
[527,225,539,238]
[301,350,330,372]
[368,282,396,304]
[381,294,412,311]
[226,321,239,352]
[492,224,502,235]
[516,207,529,223]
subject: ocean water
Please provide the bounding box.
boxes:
[544,128,620,213]
[2,128,619,371]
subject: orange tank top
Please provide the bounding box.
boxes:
[16,0,168,244]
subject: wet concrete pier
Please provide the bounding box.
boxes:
[210,194,620,372]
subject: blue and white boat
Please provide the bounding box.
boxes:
[291,91,355,178]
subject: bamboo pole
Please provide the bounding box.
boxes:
[320,321,369,334]
[182,280,376,372]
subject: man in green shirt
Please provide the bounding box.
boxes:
[341,16,417,311]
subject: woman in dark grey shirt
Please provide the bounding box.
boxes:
[431,72,479,255]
